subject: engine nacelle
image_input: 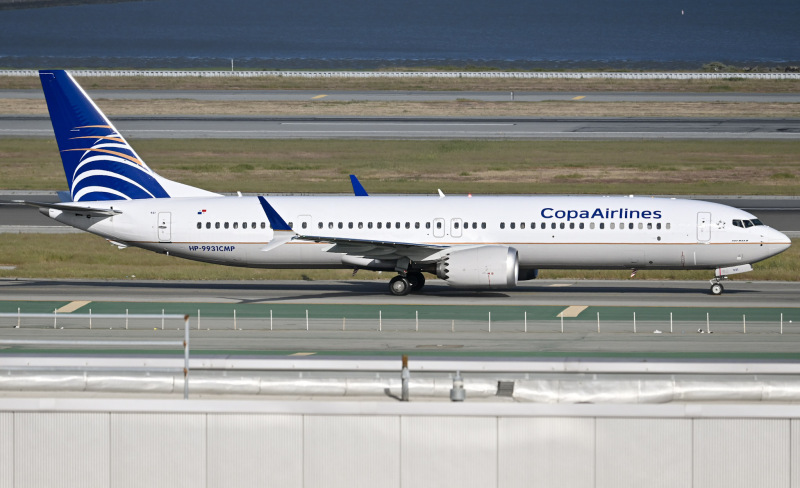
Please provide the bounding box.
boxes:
[436,245,518,289]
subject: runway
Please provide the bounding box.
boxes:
[3,115,800,140]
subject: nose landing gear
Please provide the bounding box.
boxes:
[710,280,725,296]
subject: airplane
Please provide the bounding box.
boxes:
[25,70,791,296]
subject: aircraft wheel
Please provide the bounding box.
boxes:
[408,272,425,292]
[710,283,724,295]
[389,276,411,296]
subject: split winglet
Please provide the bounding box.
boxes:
[258,196,296,251]
[258,196,292,231]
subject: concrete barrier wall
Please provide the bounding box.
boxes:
[2,69,799,80]
[1,400,799,488]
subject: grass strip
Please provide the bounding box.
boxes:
[3,74,800,93]
[2,138,800,195]
[3,98,800,119]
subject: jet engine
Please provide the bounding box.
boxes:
[435,245,518,289]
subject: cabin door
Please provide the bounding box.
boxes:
[697,212,711,242]
[157,212,171,242]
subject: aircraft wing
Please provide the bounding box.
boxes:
[16,200,122,216]
[257,196,447,261]
[293,234,447,261]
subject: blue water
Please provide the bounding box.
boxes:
[0,0,798,69]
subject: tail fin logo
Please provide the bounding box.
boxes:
[62,125,169,202]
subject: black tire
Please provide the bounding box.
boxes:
[389,276,411,296]
[710,283,724,295]
[408,272,425,292]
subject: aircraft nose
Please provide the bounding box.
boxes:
[768,228,792,254]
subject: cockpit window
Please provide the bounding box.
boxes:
[735,218,764,228]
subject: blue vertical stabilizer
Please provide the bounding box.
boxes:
[39,70,170,202]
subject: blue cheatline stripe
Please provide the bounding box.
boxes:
[257,196,293,231]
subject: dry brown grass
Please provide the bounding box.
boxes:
[2,74,799,92]
[2,98,799,118]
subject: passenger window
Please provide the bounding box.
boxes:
[287,222,292,229]
[405,222,410,229]
[233,222,238,229]
[646,223,652,230]
[243,222,248,229]
[358,222,363,229]
[629,223,634,230]
[520,222,525,229]
[436,222,442,229]
[252,222,256,229]
[415,222,420,229]
[328,222,333,229]
[656,223,661,230]
[579,222,584,229]
[569,222,574,229]
[196,222,201,229]
[599,223,604,229]
[377,222,382,229]
[531,222,536,229]
[666,223,671,229]
[338,222,343,229]
[638,223,643,230]
[261,222,266,229]
[481,222,486,229]
[348,222,353,229]
[610,223,615,229]
[215,222,220,229]
[551,223,556,229]
[500,223,505,229]
[206,222,211,229]
[395,222,400,229]
[472,223,477,229]
[454,222,460,229]
[368,222,373,229]
[224,222,230,229]
[559,222,565,229]
[589,222,594,229]
[426,222,431,229]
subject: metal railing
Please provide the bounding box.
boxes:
[1,309,795,335]
[0,313,191,398]
[2,69,798,80]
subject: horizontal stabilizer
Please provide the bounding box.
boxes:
[18,200,122,216]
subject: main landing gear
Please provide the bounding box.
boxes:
[389,272,425,296]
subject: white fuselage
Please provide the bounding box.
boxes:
[46,194,791,272]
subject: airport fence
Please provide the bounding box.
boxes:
[1,308,796,335]
[2,69,799,80]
